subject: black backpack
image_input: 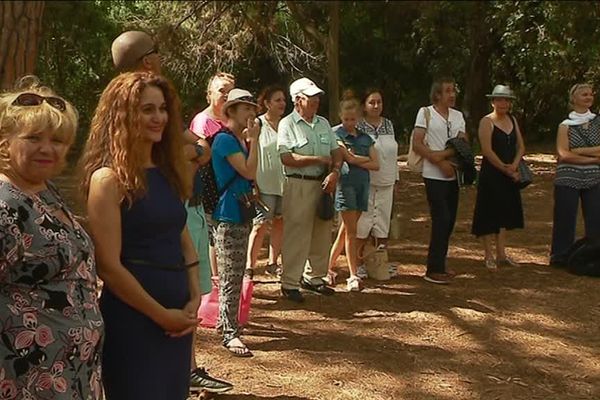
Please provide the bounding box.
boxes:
[197,161,219,215]
[567,237,600,277]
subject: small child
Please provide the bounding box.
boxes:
[328,93,380,291]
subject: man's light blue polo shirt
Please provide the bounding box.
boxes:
[277,110,339,177]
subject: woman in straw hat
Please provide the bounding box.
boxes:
[211,88,260,357]
[471,85,525,270]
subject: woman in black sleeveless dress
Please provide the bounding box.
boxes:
[472,85,525,269]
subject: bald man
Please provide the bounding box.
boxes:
[111,31,201,147]
[109,31,232,396]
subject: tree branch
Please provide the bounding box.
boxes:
[285,1,326,48]
[175,1,210,30]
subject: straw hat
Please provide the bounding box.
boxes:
[486,85,516,99]
[222,89,258,116]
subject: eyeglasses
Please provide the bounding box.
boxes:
[12,93,67,112]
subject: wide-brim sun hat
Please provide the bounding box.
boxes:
[289,77,325,99]
[222,88,258,115]
[486,84,516,99]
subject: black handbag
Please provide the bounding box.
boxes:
[317,192,335,220]
[517,159,533,189]
[237,192,257,224]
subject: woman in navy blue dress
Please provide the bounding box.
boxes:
[80,72,200,399]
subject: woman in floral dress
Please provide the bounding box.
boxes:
[0,77,103,399]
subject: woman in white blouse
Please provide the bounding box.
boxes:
[246,86,287,278]
[356,89,399,278]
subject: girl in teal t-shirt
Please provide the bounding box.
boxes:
[327,96,379,292]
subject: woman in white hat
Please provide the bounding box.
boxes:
[211,88,260,357]
[471,85,525,269]
[550,83,600,267]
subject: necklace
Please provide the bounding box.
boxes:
[264,113,280,131]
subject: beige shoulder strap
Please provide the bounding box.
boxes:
[423,106,431,130]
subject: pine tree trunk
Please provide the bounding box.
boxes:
[0,1,45,89]
[327,1,340,125]
[462,2,492,138]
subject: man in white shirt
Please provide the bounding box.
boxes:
[412,77,467,284]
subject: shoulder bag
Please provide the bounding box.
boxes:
[407,107,431,172]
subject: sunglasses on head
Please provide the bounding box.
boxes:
[12,93,67,112]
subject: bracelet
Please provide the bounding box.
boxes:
[185,260,200,269]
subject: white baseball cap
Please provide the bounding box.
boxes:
[289,77,325,99]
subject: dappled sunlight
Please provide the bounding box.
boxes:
[51,152,600,399]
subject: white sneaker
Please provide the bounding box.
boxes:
[346,276,363,292]
[485,258,497,270]
[356,264,368,279]
[497,257,519,267]
[388,264,399,278]
[324,270,338,286]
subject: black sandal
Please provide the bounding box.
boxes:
[223,339,253,358]
[265,263,282,277]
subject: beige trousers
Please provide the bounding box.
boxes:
[281,177,332,290]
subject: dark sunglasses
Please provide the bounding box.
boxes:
[140,44,159,59]
[12,93,67,112]
[236,95,256,103]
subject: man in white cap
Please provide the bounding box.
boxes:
[277,77,343,302]
[110,30,232,395]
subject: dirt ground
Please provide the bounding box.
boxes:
[55,150,600,400]
[188,152,600,400]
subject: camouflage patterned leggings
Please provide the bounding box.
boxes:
[215,221,251,344]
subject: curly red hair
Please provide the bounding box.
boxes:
[79,72,189,205]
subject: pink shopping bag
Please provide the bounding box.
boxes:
[198,276,254,328]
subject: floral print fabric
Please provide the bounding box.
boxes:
[0,181,103,400]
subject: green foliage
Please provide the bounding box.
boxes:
[37,1,132,154]
[35,0,600,155]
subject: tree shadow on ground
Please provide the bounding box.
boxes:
[243,248,600,399]
[218,396,312,400]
